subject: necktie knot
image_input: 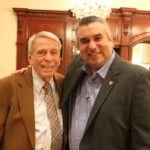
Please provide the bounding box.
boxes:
[43,82,52,95]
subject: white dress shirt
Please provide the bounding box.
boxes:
[69,51,115,150]
[32,68,63,150]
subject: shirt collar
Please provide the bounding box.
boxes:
[32,67,55,94]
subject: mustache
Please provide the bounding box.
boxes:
[41,64,45,68]
[40,64,55,69]
[40,64,51,68]
[88,51,101,55]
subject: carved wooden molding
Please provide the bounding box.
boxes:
[13,8,72,17]
[13,7,150,71]
[130,32,150,46]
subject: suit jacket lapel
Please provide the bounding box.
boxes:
[83,54,122,136]
[17,68,35,149]
[62,67,85,106]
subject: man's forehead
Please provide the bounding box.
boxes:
[79,33,103,40]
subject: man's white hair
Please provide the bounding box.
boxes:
[28,31,62,53]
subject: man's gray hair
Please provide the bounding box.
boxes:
[28,31,62,53]
[76,15,113,42]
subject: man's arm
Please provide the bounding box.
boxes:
[131,71,150,149]
[0,79,10,144]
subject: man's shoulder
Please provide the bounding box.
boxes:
[0,74,22,90]
[54,72,65,86]
[54,72,64,79]
[66,55,84,75]
[0,68,33,87]
[0,73,19,84]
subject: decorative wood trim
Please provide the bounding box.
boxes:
[13,7,150,73]
[13,8,72,17]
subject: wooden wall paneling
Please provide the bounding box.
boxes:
[130,10,150,60]
[27,17,68,74]
[13,8,74,75]
[119,8,135,60]
[16,14,28,69]
[107,10,122,56]
[108,9,122,48]
[13,7,150,74]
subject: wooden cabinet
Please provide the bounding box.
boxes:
[13,7,150,74]
[109,8,150,61]
[107,14,122,47]
[13,8,77,74]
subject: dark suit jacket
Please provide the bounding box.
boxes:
[0,68,64,150]
[62,53,150,150]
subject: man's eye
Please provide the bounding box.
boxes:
[95,35,103,41]
[37,50,46,56]
[51,50,59,55]
[80,40,89,44]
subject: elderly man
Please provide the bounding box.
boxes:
[0,31,64,150]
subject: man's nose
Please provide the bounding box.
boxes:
[45,51,53,59]
[89,41,97,50]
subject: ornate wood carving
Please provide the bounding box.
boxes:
[13,7,150,74]
[13,8,76,74]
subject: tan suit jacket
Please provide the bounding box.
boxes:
[0,68,64,150]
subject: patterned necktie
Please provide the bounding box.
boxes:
[43,82,62,150]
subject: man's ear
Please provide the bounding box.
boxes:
[28,53,33,65]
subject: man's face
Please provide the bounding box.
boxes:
[28,37,61,82]
[77,22,114,73]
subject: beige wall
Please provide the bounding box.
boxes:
[0,0,150,78]
[132,43,150,70]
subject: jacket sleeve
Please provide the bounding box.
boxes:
[0,78,10,145]
[131,71,150,149]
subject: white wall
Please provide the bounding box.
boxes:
[0,0,150,78]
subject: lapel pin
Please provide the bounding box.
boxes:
[109,81,114,85]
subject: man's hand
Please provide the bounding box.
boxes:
[12,65,31,75]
